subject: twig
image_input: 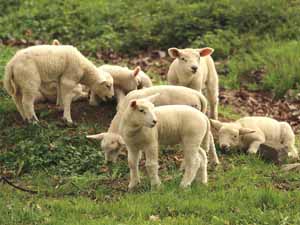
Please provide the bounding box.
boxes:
[0,176,38,194]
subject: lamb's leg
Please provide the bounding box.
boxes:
[208,132,220,165]
[22,92,38,122]
[56,78,63,107]
[144,145,161,188]
[247,141,263,154]
[195,147,208,184]
[12,94,26,120]
[115,89,125,111]
[60,78,77,123]
[128,149,141,190]
[207,84,218,119]
[180,145,201,188]
[287,142,299,159]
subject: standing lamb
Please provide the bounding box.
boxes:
[87,85,220,166]
[211,116,299,159]
[4,45,114,123]
[167,47,219,119]
[119,95,211,189]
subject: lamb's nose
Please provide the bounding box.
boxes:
[191,65,198,72]
[221,144,229,150]
[152,120,157,125]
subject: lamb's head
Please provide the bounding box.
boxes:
[92,70,114,99]
[210,119,255,152]
[126,94,160,128]
[168,47,214,75]
[86,132,126,163]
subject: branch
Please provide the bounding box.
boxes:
[0,176,38,194]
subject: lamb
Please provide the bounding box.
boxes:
[210,116,299,159]
[87,85,220,166]
[4,45,114,123]
[167,47,219,119]
[99,64,141,94]
[89,68,114,106]
[35,82,89,104]
[119,94,211,189]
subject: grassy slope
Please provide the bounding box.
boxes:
[1,46,300,225]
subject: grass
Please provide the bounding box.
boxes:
[1,45,300,224]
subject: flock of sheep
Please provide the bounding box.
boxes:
[3,40,299,189]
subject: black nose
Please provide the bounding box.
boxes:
[191,66,198,72]
[152,120,157,124]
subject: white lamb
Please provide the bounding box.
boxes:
[119,94,211,189]
[89,68,114,105]
[87,85,220,166]
[35,82,88,104]
[4,45,114,123]
[167,47,219,119]
[210,116,299,159]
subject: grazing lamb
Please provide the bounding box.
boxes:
[87,85,220,166]
[119,95,211,189]
[167,47,219,119]
[89,68,114,106]
[4,45,114,123]
[211,117,299,159]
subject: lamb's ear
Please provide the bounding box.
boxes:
[168,48,181,58]
[199,47,214,57]
[132,66,141,77]
[52,39,60,45]
[210,119,223,131]
[145,93,160,103]
[130,100,137,109]
[239,128,256,136]
[86,133,105,140]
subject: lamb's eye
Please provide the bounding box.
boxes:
[233,135,237,138]
[181,57,186,61]
[106,85,111,89]
[139,109,145,113]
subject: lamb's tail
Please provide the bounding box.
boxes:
[197,91,208,114]
[202,117,211,153]
[3,62,17,96]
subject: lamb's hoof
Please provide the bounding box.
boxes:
[61,118,77,127]
[179,182,191,189]
[128,180,140,191]
[151,181,162,191]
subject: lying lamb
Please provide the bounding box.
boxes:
[4,45,114,123]
[87,85,219,166]
[167,47,219,119]
[35,82,88,104]
[211,116,299,159]
[119,94,211,189]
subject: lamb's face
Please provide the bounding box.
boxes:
[86,132,125,163]
[168,47,214,76]
[210,119,255,152]
[129,98,158,128]
[101,133,125,163]
[93,78,114,99]
[218,125,240,151]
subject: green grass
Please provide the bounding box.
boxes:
[221,40,300,97]
[1,45,300,224]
